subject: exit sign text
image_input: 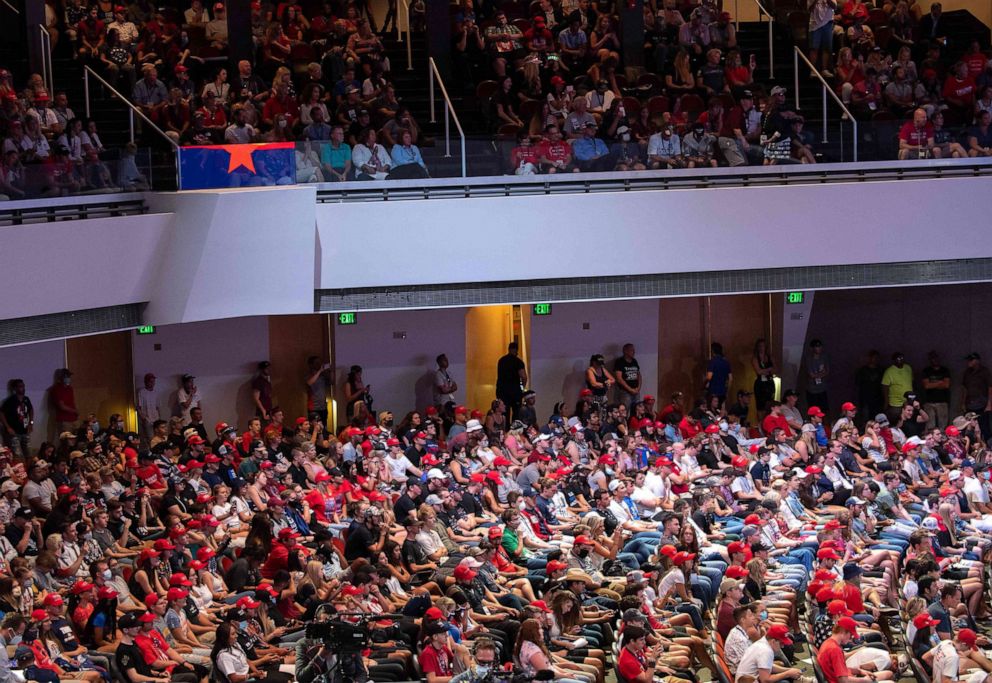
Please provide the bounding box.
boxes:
[337,312,357,325]
[533,303,552,316]
[786,292,805,305]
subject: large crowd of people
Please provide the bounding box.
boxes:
[8,0,988,195]
[1,337,992,683]
[0,68,147,199]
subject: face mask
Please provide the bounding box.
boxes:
[278,120,287,128]
[62,377,71,386]
[576,548,590,558]
[91,422,100,433]
[102,569,113,581]
[8,633,21,646]
[759,610,769,620]
[605,467,615,476]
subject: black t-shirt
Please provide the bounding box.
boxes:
[903,411,925,439]
[457,492,483,517]
[405,445,424,468]
[344,520,376,561]
[3,521,35,555]
[0,395,32,434]
[613,357,640,391]
[496,354,526,397]
[117,641,153,679]
[727,401,750,426]
[691,509,713,534]
[393,493,418,522]
[225,558,259,593]
[921,365,951,404]
[402,538,430,569]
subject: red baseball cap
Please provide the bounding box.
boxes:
[726,542,746,556]
[835,617,859,634]
[530,600,552,613]
[237,596,261,609]
[958,628,979,649]
[673,551,696,566]
[824,520,844,530]
[153,539,176,551]
[725,565,748,579]
[744,514,761,525]
[765,624,793,645]
[144,594,159,607]
[817,548,840,560]
[454,406,468,415]
[814,569,836,581]
[827,599,852,616]
[573,535,594,546]
[749,444,761,455]
[493,456,512,466]
[138,611,157,623]
[315,472,332,483]
[97,586,119,600]
[913,612,940,629]
[841,402,856,412]
[704,424,720,434]
[946,425,960,437]
[486,471,504,485]
[659,544,678,558]
[425,607,444,620]
[187,435,205,445]
[470,473,486,484]
[386,437,400,447]
[902,442,919,454]
[215,421,229,433]
[731,456,749,469]
[807,407,825,418]
[167,588,189,601]
[546,560,567,572]
[341,585,363,597]
[278,528,301,541]
[815,586,836,603]
[805,465,823,474]
[453,565,477,581]
[579,389,593,398]
[169,573,193,587]
[196,547,216,561]
[42,593,64,607]
[295,417,308,426]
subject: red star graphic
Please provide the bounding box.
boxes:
[222,145,256,174]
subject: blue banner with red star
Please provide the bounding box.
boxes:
[178,142,297,190]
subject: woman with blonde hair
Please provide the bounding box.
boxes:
[743,558,793,625]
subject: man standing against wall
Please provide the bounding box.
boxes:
[806,339,830,412]
[305,356,332,427]
[433,354,458,407]
[704,342,732,407]
[496,343,527,422]
[49,368,77,439]
[614,343,641,409]
[136,373,160,441]
[962,353,992,440]
[252,361,274,420]
[0,380,33,458]
[881,352,913,421]
[921,351,951,430]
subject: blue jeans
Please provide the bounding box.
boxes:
[617,552,641,569]
[623,538,659,563]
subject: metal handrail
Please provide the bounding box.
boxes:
[0,0,19,14]
[752,0,775,79]
[427,57,467,178]
[83,66,182,189]
[793,46,858,162]
[38,26,53,97]
[397,0,413,70]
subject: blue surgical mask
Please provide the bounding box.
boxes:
[760,610,769,620]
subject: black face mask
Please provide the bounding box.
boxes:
[576,548,590,558]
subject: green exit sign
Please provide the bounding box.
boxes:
[337,312,357,325]
[786,292,805,305]
[136,325,156,335]
[532,303,553,316]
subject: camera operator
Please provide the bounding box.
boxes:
[451,638,500,683]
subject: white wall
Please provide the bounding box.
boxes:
[528,301,660,420]
[317,177,992,292]
[0,213,171,320]
[334,309,467,419]
[144,186,317,325]
[130,316,270,432]
[0,340,66,446]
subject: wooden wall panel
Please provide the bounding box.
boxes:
[65,332,133,430]
[267,315,329,422]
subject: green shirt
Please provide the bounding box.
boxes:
[881,363,914,407]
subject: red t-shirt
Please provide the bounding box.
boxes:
[760,413,792,438]
[419,644,454,677]
[49,384,77,422]
[839,581,865,613]
[135,465,167,490]
[899,121,934,145]
[817,637,851,683]
[304,489,330,523]
[261,541,291,579]
[135,629,175,671]
[510,145,541,168]
[943,75,976,104]
[537,139,571,164]
[618,646,648,682]
[965,53,987,78]
[679,417,702,439]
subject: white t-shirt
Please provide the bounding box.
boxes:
[643,471,668,499]
[963,476,988,505]
[931,639,959,683]
[136,387,160,423]
[731,475,754,496]
[177,387,202,422]
[216,645,251,678]
[657,567,686,599]
[630,486,661,517]
[735,637,775,682]
[386,455,415,481]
